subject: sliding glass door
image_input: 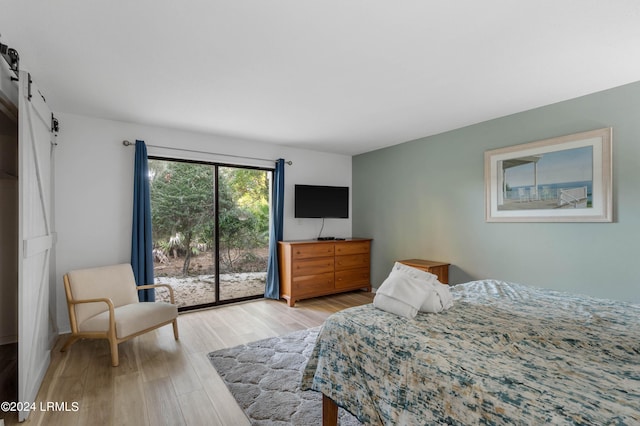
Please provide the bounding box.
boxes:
[217,166,271,301]
[148,158,271,310]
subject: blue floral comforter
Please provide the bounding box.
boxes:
[301,280,640,425]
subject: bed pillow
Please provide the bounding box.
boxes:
[388,262,454,313]
[393,262,439,284]
[373,262,435,318]
[420,280,454,313]
[373,294,423,319]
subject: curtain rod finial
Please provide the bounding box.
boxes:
[123,140,133,146]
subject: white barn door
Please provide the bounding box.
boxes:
[17,70,56,422]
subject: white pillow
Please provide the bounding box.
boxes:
[373,294,422,319]
[390,263,454,313]
[373,262,434,318]
[420,280,453,313]
[393,262,438,284]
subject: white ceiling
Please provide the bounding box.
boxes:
[2,1,640,155]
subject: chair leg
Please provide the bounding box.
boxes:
[172,319,180,340]
[109,336,119,367]
[60,335,80,352]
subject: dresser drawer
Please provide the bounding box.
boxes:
[292,257,334,277]
[335,267,370,289]
[292,272,334,296]
[335,253,369,271]
[292,244,335,260]
[334,241,370,256]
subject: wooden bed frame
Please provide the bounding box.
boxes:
[322,395,338,426]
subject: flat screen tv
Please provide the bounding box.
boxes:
[295,185,349,218]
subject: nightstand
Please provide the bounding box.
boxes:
[397,259,450,284]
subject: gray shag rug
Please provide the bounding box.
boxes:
[208,327,361,425]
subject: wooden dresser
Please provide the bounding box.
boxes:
[278,238,372,307]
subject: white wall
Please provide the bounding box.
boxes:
[54,112,352,332]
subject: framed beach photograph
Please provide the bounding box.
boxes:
[485,128,612,222]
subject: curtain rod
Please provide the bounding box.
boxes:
[122,140,292,165]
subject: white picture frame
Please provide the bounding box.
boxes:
[485,128,612,222]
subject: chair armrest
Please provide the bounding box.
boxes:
[67,297,115,309]
[138,283,175,304]
[66,297,117,335]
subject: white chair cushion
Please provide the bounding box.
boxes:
[67,264,140,325]
[79,302,178,339]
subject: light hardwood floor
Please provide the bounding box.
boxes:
[2,291,373,426]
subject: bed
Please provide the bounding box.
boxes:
[301,280,640,425]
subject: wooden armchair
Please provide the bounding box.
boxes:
[61,263,179,366]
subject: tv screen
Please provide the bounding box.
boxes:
[295,185,349,218]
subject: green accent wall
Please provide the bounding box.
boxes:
[353,81,640,302]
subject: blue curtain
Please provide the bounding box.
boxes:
[131,140,155,302]
[265,159,285,299]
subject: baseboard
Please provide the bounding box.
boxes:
[48,331,59,350]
